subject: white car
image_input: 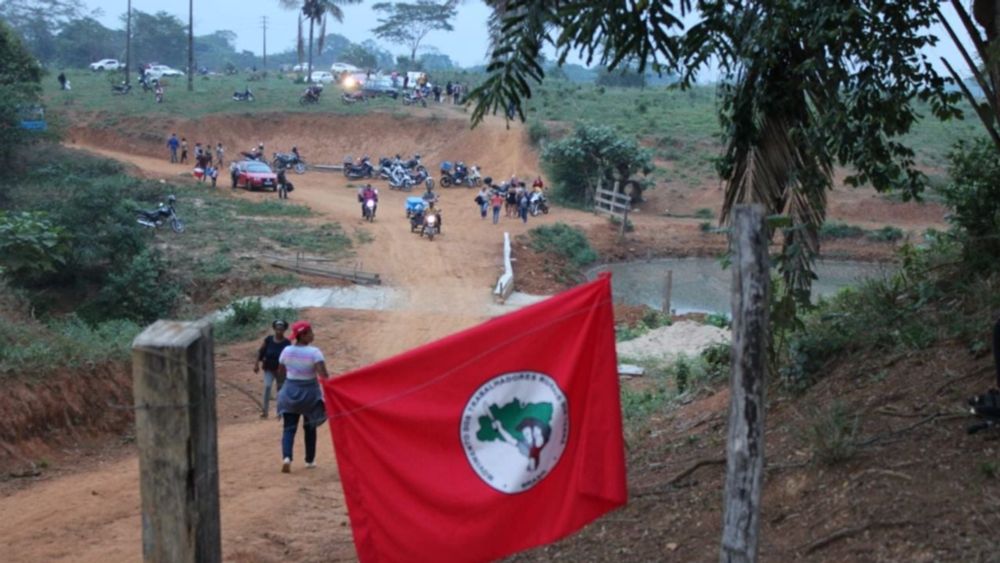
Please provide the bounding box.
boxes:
[330,62,360,74]
[90,59,121,71]
[146,65,185,79]
[309,71,335,84]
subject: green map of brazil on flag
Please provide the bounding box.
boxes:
[321,275,627,562]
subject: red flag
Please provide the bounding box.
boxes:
[322,275,627,562]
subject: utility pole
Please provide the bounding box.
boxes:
[187,0,194,92]
[262,16,268,70]
[124,0,132,85]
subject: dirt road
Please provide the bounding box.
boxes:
[0,117,603,562]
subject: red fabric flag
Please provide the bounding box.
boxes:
[322,275,627,562]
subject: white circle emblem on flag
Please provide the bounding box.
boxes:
[460,371,569,494]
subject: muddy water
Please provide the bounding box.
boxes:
[588,258,891,314]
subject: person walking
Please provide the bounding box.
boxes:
[518,190,530,223]
[215,142,225,168]
[277,321,329,473]
[490,190,503,224]
[475,184,490,220]
[167,133,180,163]
[57,72,67,91]
[277,168,291,199]
[180,138,189,164]
[253,320,291,419]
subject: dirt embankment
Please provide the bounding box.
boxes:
[0,366,133,474]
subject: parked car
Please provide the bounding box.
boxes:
[309,71,335,84]
[230,160,278,191]
[90,58,122,71]
[146,64,185,79]
[291,63,307,72]
[331,62,361,74]
[362,77,399,99]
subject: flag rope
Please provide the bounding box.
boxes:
[324,296,614,421]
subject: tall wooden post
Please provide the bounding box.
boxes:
[132,320,221,562]
[124,0,132,85]
[187,0,194,92]
[720,205,769,563]
[662,270,673,314]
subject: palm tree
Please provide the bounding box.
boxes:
[279,0,361,82]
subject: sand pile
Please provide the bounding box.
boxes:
[616,321,730,362]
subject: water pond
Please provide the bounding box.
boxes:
[587,257,890,315]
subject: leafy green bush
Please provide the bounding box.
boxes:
[214,299,298,344]
[88,249,181,324]
[939,138,1000,269]
[541,124,653,205]
[704,313,730,328]
[694,208,714,219]
[529,223,598,268]
[0,211,69,285]
[867,225,904,242]
[820,222,866,239]
[527,121,549,146]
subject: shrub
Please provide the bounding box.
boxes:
[801,402,859,465]
[527,121,549,147]
[820,222,866,239]
[867,225,904,242]
[88,249,181,323]
[694,208,714,219]
[214,300,298,344]
[0,211,69,285]
[541,124,654,205]
[939,138,1000,269]
[529,223,598,268]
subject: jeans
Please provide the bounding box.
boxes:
[282,412,317,462]
[170,148,177,163]
[262,369,284,416]
[520,206,528,223]
[480,202,488,218]
[492,206,501,224]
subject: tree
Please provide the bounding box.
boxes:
[341,43,377,70]
[55,17,121,68]
[279,0,362,81]
[127,10,186,68]
[371,0,457,63]
[0,18,42,166]
[0,0,86,62]
[471,0,960,309]
[542,124,653,206]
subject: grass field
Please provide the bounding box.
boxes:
[44,69,984,182]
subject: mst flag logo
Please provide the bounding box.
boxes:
[461,371,569,494]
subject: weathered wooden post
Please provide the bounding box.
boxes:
[720,205,769,563]
[662,270,673,314]
[132,320,221,562]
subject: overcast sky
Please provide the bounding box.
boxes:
[80,1,976,80]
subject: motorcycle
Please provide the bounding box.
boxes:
[388,164,416,192]
[136,197,184,233]
[233,87,255,102]
[530,192,550,216]
[363,198,377,222]
[402,91,427,107]
[139,76,159,92]
[421,210,441,241]
[342,91,367,104]
[343,156,375,179]
[273,152,307,174]
[377,157,396,180]
[112,82,131,95]
[439,162,481,188]
[299,85,323,105]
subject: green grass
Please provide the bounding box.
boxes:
[0,316,141,376]
[43,70,392,120]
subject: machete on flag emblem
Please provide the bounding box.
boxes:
[321,274,627,562]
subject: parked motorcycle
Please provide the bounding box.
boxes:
[112,82,131,95]
[388,164,416,192]
[233,87,255,102]
[439,162,482,188]
[530,192,550,216]
[299,85,323,105]
[136,196,184,233]
[273,152,307,174]
[343,156,375,179]
[363,198,377,222]
[402,91,427,107]
[342,91,367,104]
[139,76,159,92]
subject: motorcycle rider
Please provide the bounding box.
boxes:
[291,146,301,163]
[358,183,378,217]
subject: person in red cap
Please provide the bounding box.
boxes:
[276,320,329,473]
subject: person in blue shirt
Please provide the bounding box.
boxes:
[167,133,179,163]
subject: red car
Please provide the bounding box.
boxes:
[231,160,278,191]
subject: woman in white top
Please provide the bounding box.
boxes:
[276,321,329,473]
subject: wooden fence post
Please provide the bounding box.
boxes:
[720,205,769,563]
[132,320,222,563]
[662,270,673,314]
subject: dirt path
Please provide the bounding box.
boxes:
[0,123,604,561]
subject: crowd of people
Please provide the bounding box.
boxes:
[475,176,546,225]
[166,133,225,186]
